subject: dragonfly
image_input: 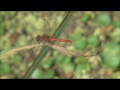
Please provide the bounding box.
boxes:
[33,18,72,52]
[36,34,72,43]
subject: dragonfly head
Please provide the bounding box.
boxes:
[36,35,41,42]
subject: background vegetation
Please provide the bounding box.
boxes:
[0,11,120,79]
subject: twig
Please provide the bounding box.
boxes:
[0,43,100,60]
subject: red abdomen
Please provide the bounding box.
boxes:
[50,37,72,43]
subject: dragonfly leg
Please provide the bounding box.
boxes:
[33,41,44,53]
[48,42,53,57]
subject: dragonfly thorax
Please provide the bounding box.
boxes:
[36,34,50,42]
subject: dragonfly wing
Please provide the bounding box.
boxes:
[43,18,52,36]
[43,18,57,36]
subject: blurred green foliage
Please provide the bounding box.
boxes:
[0,62,11,75]
[87,35,100,48]
[71,33,87,50]
[102,41,120,69]
[0,11,120,79]
[31,68,43,78]
[41,58,53,69]
[113,20,120,28]
[97,13,112,26]
[80,13,91,24]
[112,71,120,78]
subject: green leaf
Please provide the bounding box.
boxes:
[112,71,120,78]
[54,54,64,64]
[0,62,11,75]
[87,35,100,48]
[75,63,90,72]
[80,13,91,23]
[71,33,82,40]
[97,13,111,26]
[102,42,120,69]
[62,62,74,73]
[113,20,120,28]
[13,55,22,64]
[0,12,4,23]
[31,69,43,79]
[41,59,53,69]
[74,57,88,64]
[71,33,87,50]
[112,28,120,42]
[0,25,5,35]
[42,69,55,78]
[74,39,87,50]
[62,56,71,64]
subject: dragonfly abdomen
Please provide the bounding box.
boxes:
[50,37,72,43]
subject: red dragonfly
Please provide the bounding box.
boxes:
[34,18,72,52]
[36,18,72,44]
[36,34,72,43]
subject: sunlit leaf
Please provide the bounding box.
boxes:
[80,13,91,23]
[0,62,11,75]
[42,69,55,78]
[102,42,120,69]
[112,71,120,79]
[87,35,100,48]
[97,13,111,26]
[31,69,43,79]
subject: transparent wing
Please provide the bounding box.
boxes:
[51,21,57,36]
[43,18,57,36]
[43,18,52,36]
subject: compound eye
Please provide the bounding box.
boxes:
[36,35,40,42]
